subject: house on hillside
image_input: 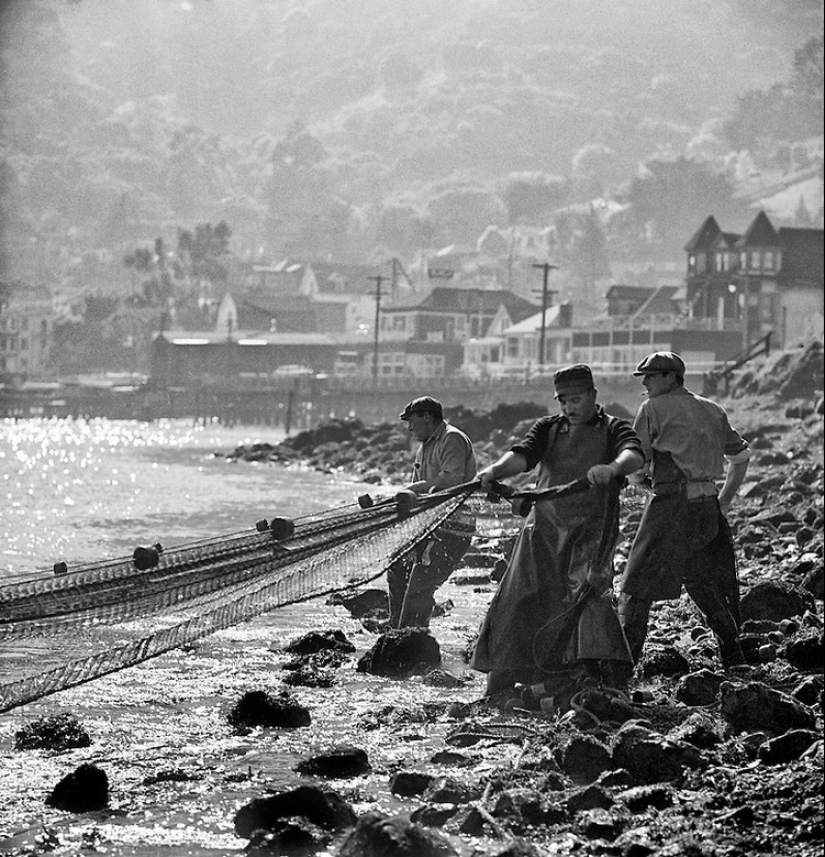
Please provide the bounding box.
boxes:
[0,282,54,378]
[684,211,824,348]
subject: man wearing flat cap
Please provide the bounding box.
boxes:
[471,364,644,700]
[618,351,750,669]
[387,396,477,628]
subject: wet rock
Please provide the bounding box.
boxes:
[234,785,356,839]
[294,745,370,778]
[716,805,755,827]
[491,788,567,827]
[410,803,459,827]
[14,714,91,751]
[720,681,816,735]
[739,580,814,622]
[782,630,824,670]
[356,628,441,677]
[617,783,675,812]
[246,818,330,856]
[612,724,703,784]
[45,763,108,813]
[423,668,467,688]
[557,733,613,784]
[391,771,434,797]
[801,564,824,600]
[570,687,637,723]
[792,675,824,706]
[639,645,690,679]
[280,628,355,655]
[758,729,821,765]
[566,783,614,813]
[422,775,482,805]
[674,669,725,706]
[484,839,550,857]
[577,807,622,840]
[228,690,311,731]
[668,712,723,749]
[337,811,457,857]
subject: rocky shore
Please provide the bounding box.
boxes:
[217,342,824,856]
[3,343,823,857]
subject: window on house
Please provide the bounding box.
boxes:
[764,251,774,271]
[507,337,519,357]
[750,251,760,270]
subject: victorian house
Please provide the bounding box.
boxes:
[684,211,823,349]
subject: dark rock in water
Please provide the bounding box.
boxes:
[720,680,816,735]
[801,563,824,600]
[336,811,458,857]
[390,771,434,797]
[246,818,331,856]
[327,588,389,619]
[410,804,459,827]
[45,763,108,812]
[422,775,482,804]
[423,668,466,688]
[740,581,814,622]
[357,628,441,677]
[234,784,356,839]
[638,645,690,679]
[281,628,355,655]
[783,631,824,670]
[15,714,91,751]
[758,729,821,765]
[295,745,371,778]
[228,690,311,731]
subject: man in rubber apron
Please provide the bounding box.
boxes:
[388,396,478,628]
[618,351,750,669]
[471,364,644,699]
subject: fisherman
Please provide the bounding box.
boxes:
[387,396,477,628]
[471,364,644,700]
[618,351,750,669]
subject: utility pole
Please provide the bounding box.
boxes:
[368,275,385,383]
[532,263,559,370]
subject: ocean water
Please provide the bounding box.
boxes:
[0,417,366,582]
[0,418,492,856]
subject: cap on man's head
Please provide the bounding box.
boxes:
[633,351,686,376]
[399,396,444,421]
[553,363,595,398]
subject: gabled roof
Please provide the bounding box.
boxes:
[307,262,379,295]
[684,216,721,252]
[777,227,824,282]
[634,285,681,316]
[710,231,741,251]
[605,285,653,301]
[737,211,781,248]
[239,290,312,315]
[384,286,539,322]
[505,303,565,334]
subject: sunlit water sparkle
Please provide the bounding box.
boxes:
[0,418,493,856]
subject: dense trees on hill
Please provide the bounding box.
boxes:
[0,0,822,286]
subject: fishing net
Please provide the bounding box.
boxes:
[0,487,485,713]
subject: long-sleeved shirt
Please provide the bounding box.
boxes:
[412,421,477,491]
[632,386,749,495]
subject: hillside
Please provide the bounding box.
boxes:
[0,0,822,284]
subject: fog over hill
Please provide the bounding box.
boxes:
[0,0,822,285]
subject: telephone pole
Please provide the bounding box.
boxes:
[531,263,558,369]
[368,275,385,383]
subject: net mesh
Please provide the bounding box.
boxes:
[0,490,485,713]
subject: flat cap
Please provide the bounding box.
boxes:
[633,351,686,376]
[399,396,443,421]
[553,363,594,397]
